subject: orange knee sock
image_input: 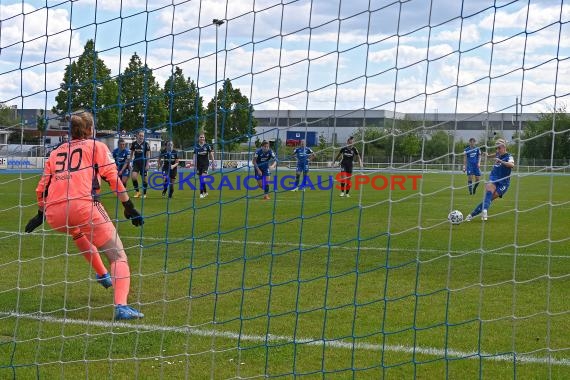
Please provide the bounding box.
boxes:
[73,234,107,276]
[111,260,131,305]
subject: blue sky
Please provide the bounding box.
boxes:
[0,0,568,115]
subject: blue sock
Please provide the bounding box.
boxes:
[471,202,483,217]
[467,180,473,194]
[483,190,493,210]
[473,182,479,194]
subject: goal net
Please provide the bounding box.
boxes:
[1,0,569,378]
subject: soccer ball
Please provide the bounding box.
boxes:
[448,210,463,225]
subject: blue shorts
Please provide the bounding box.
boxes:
[466,165,481,177]
[490,179,509,197]
[296,163,309,174]
[255,168,270,181]
[119,168,130,178]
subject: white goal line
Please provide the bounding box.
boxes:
[1,311,568,367]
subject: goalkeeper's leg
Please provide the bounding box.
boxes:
[99,236,144,319]
[72,232,109,278]
[47,209,110,284]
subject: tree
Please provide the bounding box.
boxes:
[164,67,203,149]
[424,131,454,162]
[317,132,328,161]
[204,79,257,152]
[117,53,167,132]
[52,40,118,129]
[37,109,48,150]
[520,107,570,162]
[454,138,467,163]
[351,126,391,162]
[398,133,422,162]
[391,117,423,162]
[0,104,16,126]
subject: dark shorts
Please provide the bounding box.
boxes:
[162,167,178,179]
[132,162,146,176]
[197,164,209,176]
[340,163,353,175]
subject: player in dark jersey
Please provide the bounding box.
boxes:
[192,133,215,199]
[291,139,315,191]
[334,136,363,197]
[157,141,180,199]
[254,140,277,200]
[130,131,151,198]
[465,139,515,221]
[112,138,131,187]
[463,137,482,195]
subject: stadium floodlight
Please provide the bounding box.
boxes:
[213,18,224,148]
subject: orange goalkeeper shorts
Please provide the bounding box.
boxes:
[45,200,118,247]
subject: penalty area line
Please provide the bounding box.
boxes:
[1,311,568,367]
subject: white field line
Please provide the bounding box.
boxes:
[2,230,569,259]
[1,311,568,367]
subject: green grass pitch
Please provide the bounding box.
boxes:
[0,170,568,379]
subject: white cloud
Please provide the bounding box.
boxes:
[76,0,167,12]
[1,0,568,114]
[480,3,570,32]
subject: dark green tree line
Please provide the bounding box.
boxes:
[52,40,118,129]
[117,53,167,132]
[520,107,570,161]
[52,41,256,149]
[204,79,257,152]
[164,67,203,149]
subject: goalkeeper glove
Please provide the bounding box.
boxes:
[122,200,144,227]
[25,210,44,233]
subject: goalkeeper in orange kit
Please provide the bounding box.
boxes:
[25,110,145,320]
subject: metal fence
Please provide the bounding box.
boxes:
[1,144,569,175]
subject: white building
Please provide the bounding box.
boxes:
[253,109,538,145]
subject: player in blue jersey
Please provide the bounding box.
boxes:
[463,137,482,195]
[112,138,131,187]
[253,140,277,200]
[465,139,515,221]
[291,140,315,191]
[192,133,215,199]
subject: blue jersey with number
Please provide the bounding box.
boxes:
[293,147,314,165]
[464,146,480,166]
[254,148,276,170]
[490,152,514,184]
[112,147,130,171]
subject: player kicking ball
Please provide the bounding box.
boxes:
[465,139,514,221]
